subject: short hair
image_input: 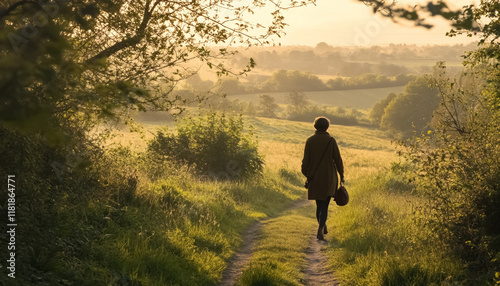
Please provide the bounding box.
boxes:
[314,117,330,131]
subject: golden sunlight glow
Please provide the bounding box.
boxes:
[270,0,481,46]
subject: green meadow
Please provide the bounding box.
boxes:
[96,112,462,285]
[229,117,464,285]
[3,108,468,286]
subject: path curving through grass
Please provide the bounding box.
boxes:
[220,199,341,286]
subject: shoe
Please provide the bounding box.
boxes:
[317,227,324,240]
[323,225,328,234]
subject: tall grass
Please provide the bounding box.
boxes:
[325,170,465,285]
[1,113,311,286]
[78,162,306,285]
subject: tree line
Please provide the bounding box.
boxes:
[176,70,415,97]
[228,42,475,77]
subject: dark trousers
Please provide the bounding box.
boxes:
[316,197,331,228]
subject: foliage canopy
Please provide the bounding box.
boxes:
[381,75,440,138]
[0,0,315,143]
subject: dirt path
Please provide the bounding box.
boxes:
[219,200,340,285]
[219,220,262,286]
[219,200,309,286]
[304,234,341,286]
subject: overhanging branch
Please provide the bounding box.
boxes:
[84,0,156,65]
[0,0,38,21]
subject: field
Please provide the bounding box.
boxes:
[3,107,465,286]
[102,112,426,285]
[29,97,461,286]
[229,86,404,109]
[103,112,459,285]
[118,114,397,175]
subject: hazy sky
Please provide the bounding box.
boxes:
[276,0,480,46]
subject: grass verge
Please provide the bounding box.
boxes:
[325,169,465,285]
[82,166,306,286]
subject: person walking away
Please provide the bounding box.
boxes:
[301,117,344,240]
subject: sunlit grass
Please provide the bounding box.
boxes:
[92,114,462,285]
[237,204,317,286]
[250,116,396,180]
[237,116,464,285]
[325,173,464,285]
[82,166,306,285]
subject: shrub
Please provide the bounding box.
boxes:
[400,66,500,281]
[148,111,264,179]
[0,127,111,285]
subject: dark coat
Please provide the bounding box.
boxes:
[301,131,344,201]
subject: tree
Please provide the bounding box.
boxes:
[286,91,309,114]
[381,75,440,138]
[245,101,257,117]
[315,41,332,53]
[369,92,397,126]
[184,74,215,94]
[378,1,500,279]
[0,2,317,283]
[326,77,345,89]
[354,0,466,30]
[401,64,500,278]
[215,77,244,95]
[258,94,279,118]
[0,0,315,144]
[262,69,327,92]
